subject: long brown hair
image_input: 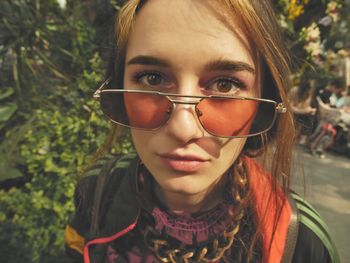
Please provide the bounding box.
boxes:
[99,0,295,260]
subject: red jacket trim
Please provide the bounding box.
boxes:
[84,222,137,263]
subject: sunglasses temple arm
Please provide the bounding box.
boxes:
[93,78,111,100]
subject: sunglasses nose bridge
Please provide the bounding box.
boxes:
[166,97,206,132]
[169,98,203,118]
[165,110,205,142]
[169,97,200,105]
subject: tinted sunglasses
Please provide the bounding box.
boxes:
[93,80,287,138]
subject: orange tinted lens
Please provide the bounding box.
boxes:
[197,97,264,137]
[124,92,172,129]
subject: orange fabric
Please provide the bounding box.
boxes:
[65,224,85,255]
[244,157,291,263]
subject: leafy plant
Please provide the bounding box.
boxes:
[0,1,124,262]
[0,82,133,262]
[0,86,24,183]
[0,88,17,130]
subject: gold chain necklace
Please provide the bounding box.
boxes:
[141,211,243,263]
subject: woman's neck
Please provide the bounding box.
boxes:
[154,181,226,214]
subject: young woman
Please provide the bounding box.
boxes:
[65,0,339,262]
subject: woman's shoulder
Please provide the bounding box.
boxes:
[72,153,139,220]
[77,153,138,188]
[290,192,340,263]
[65,153,139,256]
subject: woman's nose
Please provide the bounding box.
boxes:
[164,103,204,144]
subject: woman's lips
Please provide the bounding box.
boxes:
[159,153,208,173]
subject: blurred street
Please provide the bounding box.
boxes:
[292,146,350,263]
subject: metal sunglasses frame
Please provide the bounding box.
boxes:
[93,79,287,138]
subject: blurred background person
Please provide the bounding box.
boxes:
[330,86,350,157]
[308,78,346,158]
[288,76,317,145]
[336,85,350,110]
[318,78,345,106]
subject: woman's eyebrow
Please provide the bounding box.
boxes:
[204,59,255,74]
[126,56,255,74]
[127,55,170,67]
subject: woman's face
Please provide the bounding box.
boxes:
[124,0,259,199]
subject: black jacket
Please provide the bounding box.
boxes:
[65,154,339,263]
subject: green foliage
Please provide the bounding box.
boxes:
[0,87,17,131]
[0,162,22,181]
[0,89,32,183]
[0,56,133,262]
[0,105,108,261]
[0,1,128,262]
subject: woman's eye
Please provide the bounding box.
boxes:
[144,73,162,85]
[209,78,244,94]
[136,72,168,87]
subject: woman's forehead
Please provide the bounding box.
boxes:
[125,0,255,71]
